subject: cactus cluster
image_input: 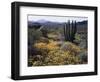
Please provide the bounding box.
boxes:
[64,20,77,42]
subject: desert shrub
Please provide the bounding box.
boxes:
[61,42,81,56]
[28,57,33,66]
[41,27,49,38]
[34,42,47,50]
[34,41,59,52]
[74,33,82,44]
[37,37,49,43]
[32,61,43,66]
[28,54,45,66]
[29,41,82,66]
[79,40,87,49]
[46,40,60,50]
[78,51,87,63]
[48,34,58,41]
[28,28,43,44]
[81,33,87,40]
[33,42,49,57]
[44,50,67,65]
[74,33,87,49]
[44,49,81,65]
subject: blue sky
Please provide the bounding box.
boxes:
[28,15,88,22]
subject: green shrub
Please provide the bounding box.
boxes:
[61,42,81,56]
[78,51,87,63]
[28,28,43,44]
[79,40,87,49]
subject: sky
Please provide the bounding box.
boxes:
[28,15,88,23]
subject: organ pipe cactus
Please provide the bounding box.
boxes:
[64,20,77,42]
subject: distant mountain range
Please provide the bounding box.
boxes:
[28,20,87,32]
[28,19,64,28]
[77,21,87,25]
[28,19,87,26]
[28,20,62,26]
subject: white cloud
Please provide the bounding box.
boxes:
[28,15,88,22]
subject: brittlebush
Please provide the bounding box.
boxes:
[44,49,81,65]
[61,42,81,56]
[31,41,81,66]
[34,40,59,51]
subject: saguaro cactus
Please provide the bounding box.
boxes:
[64,20,70,41]
[64,20,77,42]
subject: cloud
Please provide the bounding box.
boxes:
[28,15,88,22]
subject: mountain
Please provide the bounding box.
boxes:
[28,19,64,29]
[77,20,88,33]
[28,20,88,33]
[77,20,87,25]
[37,19,50,24]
